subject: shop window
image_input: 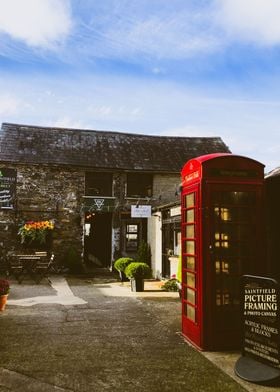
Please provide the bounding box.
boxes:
[126,173,152,198]
[125,224,139,251]
[85,172,112,196]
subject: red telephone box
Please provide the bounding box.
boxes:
[181,153,266,350]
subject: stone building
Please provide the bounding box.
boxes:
[0,122,230,272]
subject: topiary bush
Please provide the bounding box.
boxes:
[124,262,151,279]
[114,257,134,272]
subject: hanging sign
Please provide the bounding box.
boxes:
[235,275,280,384]
[0,168,16,209]
[131,205,151,218]
[170,206,181,217]
[83,197,115,212]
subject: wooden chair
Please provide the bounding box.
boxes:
[32,253,55,284]
[9,255,26,283]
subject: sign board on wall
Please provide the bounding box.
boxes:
[83,197,115,212]
[131,205,151,218]
[235,275,280,384]
[0,168,16,209]
[170,206,181,217]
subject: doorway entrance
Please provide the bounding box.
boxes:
[84,212,112,267]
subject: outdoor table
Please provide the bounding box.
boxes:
[9,253,53,284]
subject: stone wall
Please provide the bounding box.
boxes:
[153,173,181,205]
[0,163,181,271]
[0,163,84,262]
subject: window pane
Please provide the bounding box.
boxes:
[127,173,153,197]
[186,288,196,305]
[186,304,196,322]
[215,260,229,274]
[185,193,195,207]
[216,290,230,306]
[186,240,195,254]
[186,256,195,270]
[186,209,194,222]
[186,272,196,288]
[127,234,137,240]
[186,225,195,238]
[127,224,138,233]
[85,172,112,196]
[125,223,138,251]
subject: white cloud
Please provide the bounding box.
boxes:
[115,14,220,59]
[52,117,89,130]
[74,3,221,62]
[162,125,218,138]
[0,0,72,48]
[215,0,280,45]
[0,95,20,115]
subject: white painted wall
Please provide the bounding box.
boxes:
[147,212,162,279]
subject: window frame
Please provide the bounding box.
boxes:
[85,172,113,197]
[126,173,153,198]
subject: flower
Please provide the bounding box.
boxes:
[0,279,10,296]
[18,220,54,244]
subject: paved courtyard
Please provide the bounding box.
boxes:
[0,275,276,391]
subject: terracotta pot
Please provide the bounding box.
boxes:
[0,294,8,311]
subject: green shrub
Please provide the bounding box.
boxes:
[161,278,179,292]
[124,262,151,279]
[114,257,134,272]
[136,240,151,266]
[63,247,84,274]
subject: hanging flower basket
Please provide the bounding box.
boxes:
[18,220,54,246]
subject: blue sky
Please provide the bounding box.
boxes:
[0,0,280,172]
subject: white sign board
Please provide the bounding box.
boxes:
[170,206,181,217]
[131,205,152,218]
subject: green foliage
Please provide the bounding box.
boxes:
[124,262,151,279]
[63,247,84,274]
[161,278,179,292]
[136,240,151,266]
[114,257,134,272]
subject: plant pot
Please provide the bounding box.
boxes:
[0,294,8,311]
[130,278,144,292]
[119,271,129,282]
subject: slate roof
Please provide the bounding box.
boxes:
[265,167,280,179]
[0,123,230,172]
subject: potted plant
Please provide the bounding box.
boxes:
[0,279,10,311]
[124,262,151,292]
[114,257,134,282]
[63,246,84,274]
[18,220,54,248]
[161,277,179,292]
[136,240,151,266]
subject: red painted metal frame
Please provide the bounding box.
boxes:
[181,153,265,350]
